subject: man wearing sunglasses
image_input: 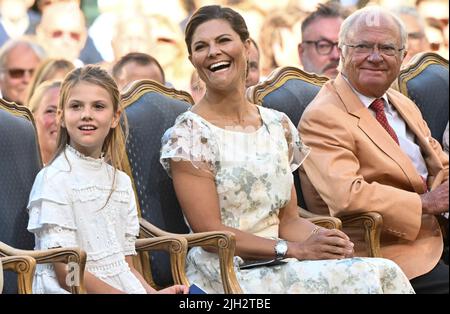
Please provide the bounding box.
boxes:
[298,2,345,78]
[0,38,44,105]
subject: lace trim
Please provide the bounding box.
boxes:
[35,263,58,277]
[123,236,137,256]
[87,247,126,262]
[35,225,77,249]
[35,258,132,280]
[71,186,129,203]
[65,145,104,168]
[87,258,131,278]
[160,112,218,176]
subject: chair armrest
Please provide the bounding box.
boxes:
[1,255,36,294]
[140,218,243,294]
[135,236,189,287]
[298,207,342,230]
[0,241,86,294]
[339,212,383,257]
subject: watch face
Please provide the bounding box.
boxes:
[276,240,288,256]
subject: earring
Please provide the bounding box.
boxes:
[245,59,249,78]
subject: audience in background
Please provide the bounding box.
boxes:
[28,80,60,165]
[25,58,74,104]
[36,2,87,66]
[0,0,39,46]
[112,52,165,91]
[259,8,305,77]
[0,37,45,105]
[245,37,260,88]
[298,2,346,78]
[148,14,191,90]
[393,6,430,64]
[111,12,155,63]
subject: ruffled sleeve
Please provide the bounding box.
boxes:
[280,113,310,171]
[123,176,139,256]
[27,168,78,249]
[160,112,219,177]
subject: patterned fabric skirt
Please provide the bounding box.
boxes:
[186,247,415,294]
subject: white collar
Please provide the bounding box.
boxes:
[342,75,389,109]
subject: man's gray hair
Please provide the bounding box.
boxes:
[0,37,46,73]
[338,6,408,53]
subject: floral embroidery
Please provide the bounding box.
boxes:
[161,106,414,294]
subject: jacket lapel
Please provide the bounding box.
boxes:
[333,75,426,193]
[387,91,442,191]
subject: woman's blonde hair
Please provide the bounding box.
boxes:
[52,65,128,171]
[28,79,62,114]
[26,58,75,105]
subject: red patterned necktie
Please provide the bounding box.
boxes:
[370,98,399,145]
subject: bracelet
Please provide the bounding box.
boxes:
[311,226,321,236]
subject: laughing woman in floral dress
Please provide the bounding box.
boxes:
[160,5,414,294]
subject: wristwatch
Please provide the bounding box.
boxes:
[274,239,288,260]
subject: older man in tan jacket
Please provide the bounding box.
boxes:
[299,6,449,293]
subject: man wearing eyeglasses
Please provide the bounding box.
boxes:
[299,6,448,293]
[0,38,44,106]
[298,3,345,78]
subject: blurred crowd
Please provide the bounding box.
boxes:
[0,0,448,109]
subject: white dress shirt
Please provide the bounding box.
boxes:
[345,80,429,181]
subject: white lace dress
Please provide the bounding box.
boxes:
[27,145,146,294]
[161,106,415,294]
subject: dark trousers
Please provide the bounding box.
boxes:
[410,260,449,294]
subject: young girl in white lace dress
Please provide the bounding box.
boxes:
[27,65,188,294]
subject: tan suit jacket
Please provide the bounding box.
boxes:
[299,74,449,279]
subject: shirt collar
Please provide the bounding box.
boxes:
[342,75,389,109]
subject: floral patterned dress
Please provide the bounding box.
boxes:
[161,106,414,294]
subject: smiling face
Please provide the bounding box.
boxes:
[189,19,250,93]
[341,15,405,98]
[0,43,41,105]
[61,81,120,158]
[299,17,343,78]
[34,86,60,163]
[245,40,260,88]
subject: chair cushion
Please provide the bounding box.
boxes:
[405,63,449,141]
[0,107,41,293]
[124,89,191,287]
[258,75,325,209]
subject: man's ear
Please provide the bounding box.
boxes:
[402,49,408,61]
[298,43,304,66]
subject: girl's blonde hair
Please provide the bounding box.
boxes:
[26,58,75,105]
[52,65,128,171]
[28,80,62,114]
